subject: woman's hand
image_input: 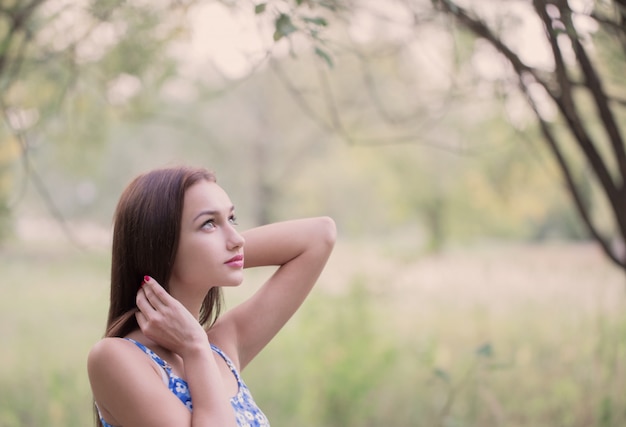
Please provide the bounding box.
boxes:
[90,276,237,427]
[135,276,207,357]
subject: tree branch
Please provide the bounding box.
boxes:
[560,4,626,187]
[315,59,352,142]
[434,0,626,269]
[1,101,87,250]
[521,81,622,267]
[534,1,622,210]
[436,0,622,205]
[270,58,337,134]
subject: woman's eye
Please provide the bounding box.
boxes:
[201,219,216,230]
[229,215,239,226]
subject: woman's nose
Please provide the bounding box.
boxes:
[228,226,245,250]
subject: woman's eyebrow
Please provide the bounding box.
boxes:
[192,206,234,222]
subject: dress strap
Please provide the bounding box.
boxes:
[124,338,172,376]
[96,403,117,427]
[121,338,193,411]
[124,339,241,386]
[210,344,242,384]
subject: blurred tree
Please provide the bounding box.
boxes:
[431,0,626,272]
[0,0,198,242]
[260,0,626,273]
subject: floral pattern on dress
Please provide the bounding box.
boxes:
[211,344,271,427]
[98,339,270,427]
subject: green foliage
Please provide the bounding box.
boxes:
[256,0,335,66]
[242,242,626,426]
[314,46,333,68]
[2,0,612,249]
[0,0,192,182]
[274,14,298,41]
[0,0,200,242]
[1,239,626,426]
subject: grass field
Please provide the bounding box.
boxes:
[1,232,624,427]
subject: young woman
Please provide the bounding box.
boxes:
[87,166,336,427]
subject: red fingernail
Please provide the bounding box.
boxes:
[144,275,150,282]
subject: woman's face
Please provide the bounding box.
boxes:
[170,180,245,296]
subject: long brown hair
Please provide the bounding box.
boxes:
[105,166,224,337]
[95,167,225,426]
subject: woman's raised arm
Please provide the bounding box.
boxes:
[211,216,336,370]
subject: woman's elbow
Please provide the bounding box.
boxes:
[317,216,337,249]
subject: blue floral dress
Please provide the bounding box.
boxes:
[97,338,270,427]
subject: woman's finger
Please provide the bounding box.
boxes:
[135,309,147,328]
[135,309,159,340]
[142,276,169,309]
[136,287,157,313]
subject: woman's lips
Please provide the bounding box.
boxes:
[225,254,244,268]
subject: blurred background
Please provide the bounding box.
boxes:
[1,0,625,426]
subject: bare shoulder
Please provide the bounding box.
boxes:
[88,338,193,426]
[87,337,148,385]
[88,337,134,366]
[89,336,129,353]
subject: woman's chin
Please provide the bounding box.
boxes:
[224,273,244,287]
